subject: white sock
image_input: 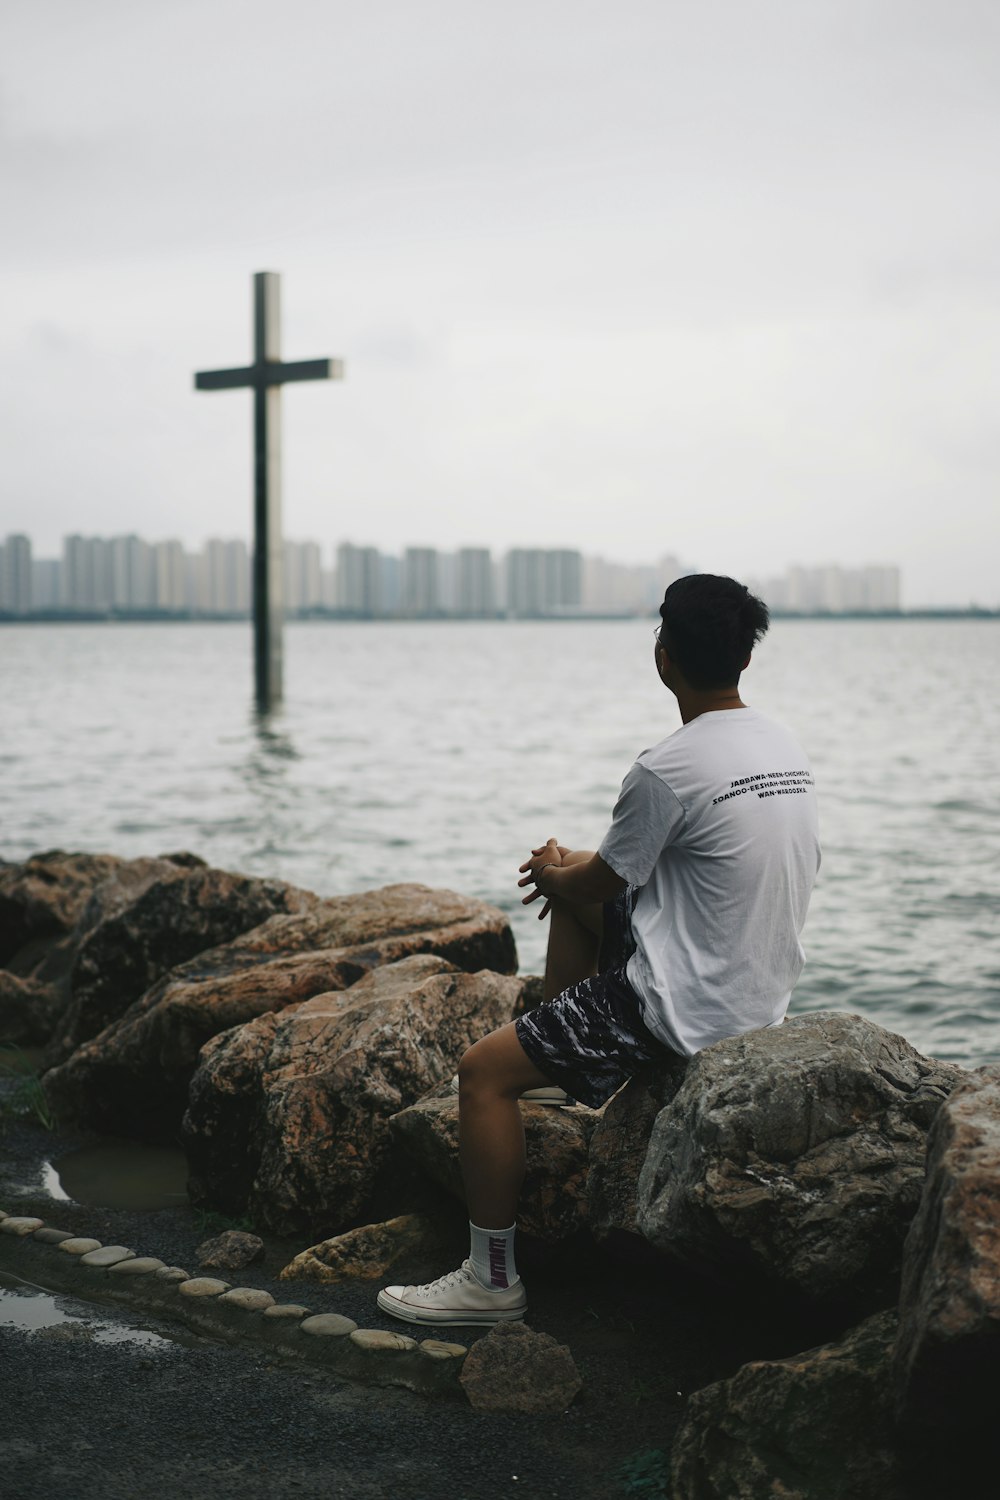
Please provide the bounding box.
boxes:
[468,1220,518,1290]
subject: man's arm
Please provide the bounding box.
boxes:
[519,844,625,908]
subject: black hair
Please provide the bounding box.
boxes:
[657,574,770,689]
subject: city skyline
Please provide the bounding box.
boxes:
[3,3,998,610]
[1,529,904,618]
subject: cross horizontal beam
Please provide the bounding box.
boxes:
[195,357,344,392]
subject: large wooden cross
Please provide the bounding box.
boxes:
[195,271,343,707]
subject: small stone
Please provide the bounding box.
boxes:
[263,1303,312,1319]
[459,1322,583,1414]
[280,1214,444,1283]
[299,1313,358,1338]
[0,1216,44,1237]
[196,1230,265,1271]
[80,1245,136,1268]
[108,1257,167,1276]
[349,1328,417,1352]
[0,1208,8,1220]
[57,1237,102,1255]
[33,1228,76,1244]
[178,1276,230,1297]
[218,1287,275,1311]
[155,1266,190,1282]
[419,1339,468,1361]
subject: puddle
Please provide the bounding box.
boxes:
[45,1140,190,1211]
[0,1270,176,1350]
[0,1045,45,1073]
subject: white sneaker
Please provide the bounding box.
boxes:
[520,1084,573,1105]
[377,1260,527,1327]
[446,1075,572,1107]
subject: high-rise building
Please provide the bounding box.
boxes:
[749,564,902,613]
[862,566,901,611]
[31,558,60,611]
[336,543,384,615]
[402,547,441,616]
[153,540,186,610]
[285,540,323,612]
[110,534,154,609]
[455,548,495,616]
[544,550,582,612]
[581,555,681,614]
[63,535,114,611]
[505,548,583,616]
[505,549,547,615]
[0,534,32,615]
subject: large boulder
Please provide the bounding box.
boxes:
[46,861,315,1064]
[893,1064,1000,1449]
[670,1309,905,1500]
[389,1091,600,1244]
[585,1064,687,1245]
[182,954,523,1236]
[0,850,125,963]
[0,848,292,1051]
[637,1013,965,1309]
[0,972,63,1048]
[0,851,125,1043]
[43,883,516,1139]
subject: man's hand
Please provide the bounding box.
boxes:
[517,838,566,917]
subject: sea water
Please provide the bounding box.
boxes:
[2,617,997,1068]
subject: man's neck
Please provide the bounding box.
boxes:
[676,687,747,725]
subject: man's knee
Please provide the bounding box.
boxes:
[458,1036,501,1095]
[457,1029,525,1100]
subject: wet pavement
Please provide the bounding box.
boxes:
[0,1113,707,1500]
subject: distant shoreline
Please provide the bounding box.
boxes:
[1,608,997,625]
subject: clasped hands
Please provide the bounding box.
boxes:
[518,837,569,918]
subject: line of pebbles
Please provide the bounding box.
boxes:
[0,1207,467,1396]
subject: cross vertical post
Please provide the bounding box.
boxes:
[253,271,283,707]
[194,272,344,710]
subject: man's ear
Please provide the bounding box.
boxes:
[742,654,751,671]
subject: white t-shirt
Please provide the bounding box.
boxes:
[597,707,820,1057]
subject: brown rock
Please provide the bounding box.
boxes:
[0,851,126,1044]
[182,954,522,1236]
[43,883,516,1139]
[47,863,314,1064]
[0,850,222,1048]
[586,1063,687,1243]
[0,851,125,961]
[390,1090,599,1243]
[196,1230,266,1271]
[670,1309,905,1500]
[0,972,61,1046]
[458,1321,582,1413]
[894,1064,1000,1446]
[637,1013,965,1309]
[280,1214,446,1283]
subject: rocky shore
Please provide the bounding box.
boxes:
[2,849,998,1497]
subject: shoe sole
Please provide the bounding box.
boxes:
[448,1079,573,1107]
[376,1289,527,1327]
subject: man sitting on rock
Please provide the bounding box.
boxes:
[378,573,821,1326]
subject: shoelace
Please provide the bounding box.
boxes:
[412,1263,473,1297]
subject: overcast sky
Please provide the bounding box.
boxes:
[3,0,998,605]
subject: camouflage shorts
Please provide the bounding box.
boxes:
[514,887,673,1109]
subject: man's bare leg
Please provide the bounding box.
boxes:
[376,1022,537,1319]
[377,853,606,1321]
[457,1022,550,1227]
[542,848,604,1001]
